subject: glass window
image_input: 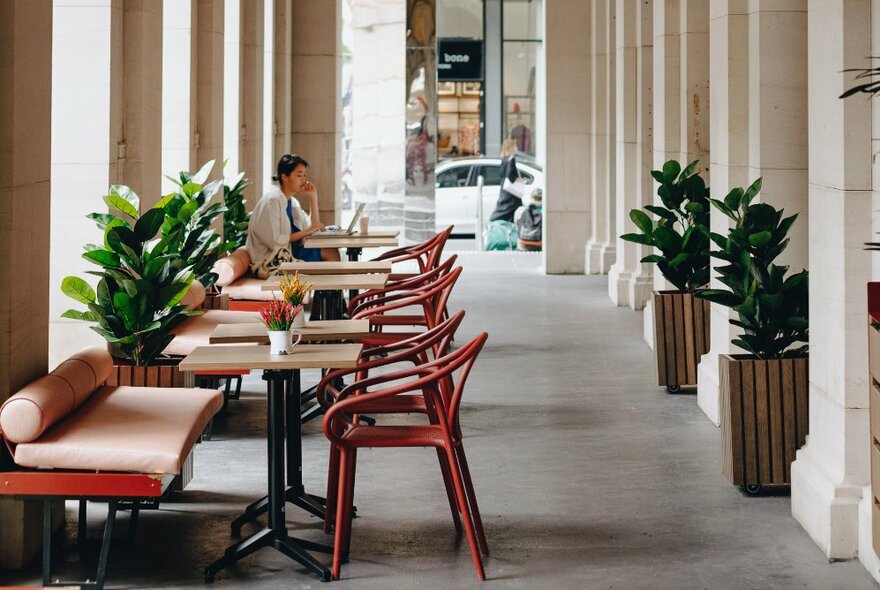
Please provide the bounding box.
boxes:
[437,0,484,39]
[437,165,472,188]
[503,0,542,40]
[503,41,538,157]
[475,165,503,186]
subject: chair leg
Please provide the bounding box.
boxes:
[342,449,358,556]
[324,443,341,534]
[443,445,486,581]
[435,448,463,533]
[455,444,489,556]
[332,449,352,580]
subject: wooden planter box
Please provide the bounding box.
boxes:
[202,289,229,310]
[653,290,710,390]
[866,283,880,553]
[107,357,189,387]
[719,354,809,490]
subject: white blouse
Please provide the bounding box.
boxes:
[245,185,311,266]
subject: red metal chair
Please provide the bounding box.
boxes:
[317,310,467,533]
[371,226,453,280]
[322,332,490,580]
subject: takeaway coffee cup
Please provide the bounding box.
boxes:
[359,216,370,234]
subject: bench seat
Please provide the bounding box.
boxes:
[221,276,276,302]
[12,385,222,475]
[165,309,260,357]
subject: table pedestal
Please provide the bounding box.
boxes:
[205,370,331,583]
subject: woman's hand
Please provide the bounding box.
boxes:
[299,180,318,200]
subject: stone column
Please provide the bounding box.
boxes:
[543,0,590,274]
[0,0,52,569]
[608,0,653,309]
[586,0,617,276]
[239,0,264,209]
[195,0,226,178]
[109,0,164,209]
[791,0,873,567]
[161,0,194,192]
[699,0,808,423]
[223,0,241,176]
[273,0,293,158]
[292,0,343,223]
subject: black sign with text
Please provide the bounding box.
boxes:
[438,39,483,81]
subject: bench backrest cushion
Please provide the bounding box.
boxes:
[213,248,251,287]
[0,347,113,444]
[180,279,206,311]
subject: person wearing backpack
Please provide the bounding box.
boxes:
[515,188,543,251]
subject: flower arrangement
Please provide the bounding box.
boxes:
[259,300,300,331]
[276,271,312,306]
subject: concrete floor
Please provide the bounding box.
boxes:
[3,251,876,589]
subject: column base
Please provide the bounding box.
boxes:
[791,443,862,559]
[608,265,632,307]
[643,298,655,349]
[859,486,880,583]
[627,274,652,311]
[697,352,720,425]
[599,243,616,274]
[585,241,615,275]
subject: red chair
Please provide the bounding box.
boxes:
[323,332,490,580]
[317,311,467,533]
[371,226,453,280]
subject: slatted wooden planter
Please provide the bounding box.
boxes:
[107,358,189,387]
[202,289,229,310]
[866,282,880,553]
[719,354,809,492]
[653,290,710,392]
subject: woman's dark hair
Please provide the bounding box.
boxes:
[272,154,309,182]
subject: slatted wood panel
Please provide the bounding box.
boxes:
[653,291,710,387]
[107,361,187,388]
[720,354,809,486]
[202,292,229,310]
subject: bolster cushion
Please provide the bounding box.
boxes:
[0,347,113,444]
[164,309,260,356]
[180,279,207,311]
[213,248,251,287]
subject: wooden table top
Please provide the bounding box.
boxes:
[210,320,372,344]
[261,273,388,292]
[303,235,399,249]
[308,230,399,239]
[179,343,363,371]
[277,261,392,275]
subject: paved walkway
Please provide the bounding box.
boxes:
[4,251,875,588]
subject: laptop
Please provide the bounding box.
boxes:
[312,203,365,236]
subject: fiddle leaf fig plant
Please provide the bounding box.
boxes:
[160,160,236,289]
[620,159,710,292]
[62,185,199,366]
[696,178,809,359]
[223,168,251,250]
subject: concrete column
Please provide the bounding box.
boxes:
[542,0,590,274]
[292,0,343,223]
[239,0,264,209]
[791,0,873,567]
[698,0,807,423]
[644,0,710,347]
[351,0,406,228]
[195,0,226,179]
[0,0,52,569]
[608,0,653,309]
[109,0,163,209]
[586,0,617,276]
[273,0,293,159]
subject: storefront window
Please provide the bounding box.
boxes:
[502,0,542,158]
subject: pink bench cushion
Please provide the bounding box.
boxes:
[12,385,223,475]
[164,310,260,356]
[180,279,207,311]
[213,248,251,287]
[220,277,275,302]
[0,347,113,444]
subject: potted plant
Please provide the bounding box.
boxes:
[61,185,200,386]
[259,300,302,355]
[621,160,711,392]
[696,178,809,494]
[223,168,250,250]
[161,160,236,309]
[276,271,312,328]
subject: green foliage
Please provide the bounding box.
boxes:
[696,178,809,359]
[620,160,710,292]
[61,185,199,366]
[160,160,236,289]
[223,167,251,250]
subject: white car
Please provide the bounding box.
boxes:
[434,157,544,235]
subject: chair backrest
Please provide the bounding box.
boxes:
[419,332,488,434]
[348,253,458,316]
[425,225,454,271]
[372,227,452,273]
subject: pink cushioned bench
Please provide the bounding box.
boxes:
[0,347,223,590]
[213,248,275,311]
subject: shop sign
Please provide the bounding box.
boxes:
[438,39,483,81]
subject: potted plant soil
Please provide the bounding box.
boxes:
[61,185,201,387]
[621,160,711,392]
[697,178,809,494]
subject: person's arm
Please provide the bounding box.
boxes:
[252,199,290,250]
[288,183,326,241]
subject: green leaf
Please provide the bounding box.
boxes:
[680,160,699,180]
[640,254,664,264]
[668,253,689,268]
[629,209,653,234]
[133,207,166,241]
[112,292,137,330]
[743,177,763,205]
[82,249,121,269]
[177,199,199,222]
[723,187,744,213]
[644,205,677,222]
[191,160,216,185]
[104,190,139,220]
[61,309,98,322]
[662,160,681,182]
[747,231,773,247]
[158,281,193,309]
[103,217,126,250]
[61,276,96,304]
[620,233,655,247]
[709,199,735,220]
[684,202,706,214]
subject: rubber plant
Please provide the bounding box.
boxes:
[61,185,199,366]
[696,178,809,359]
[223,168,250,250]
[160,160,236,289]
[620,159,710,292]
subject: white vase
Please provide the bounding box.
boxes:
[267,330,291,355]
[291,305,306,328]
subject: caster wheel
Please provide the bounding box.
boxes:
[666,384,681,393]
[742,484,762,496]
